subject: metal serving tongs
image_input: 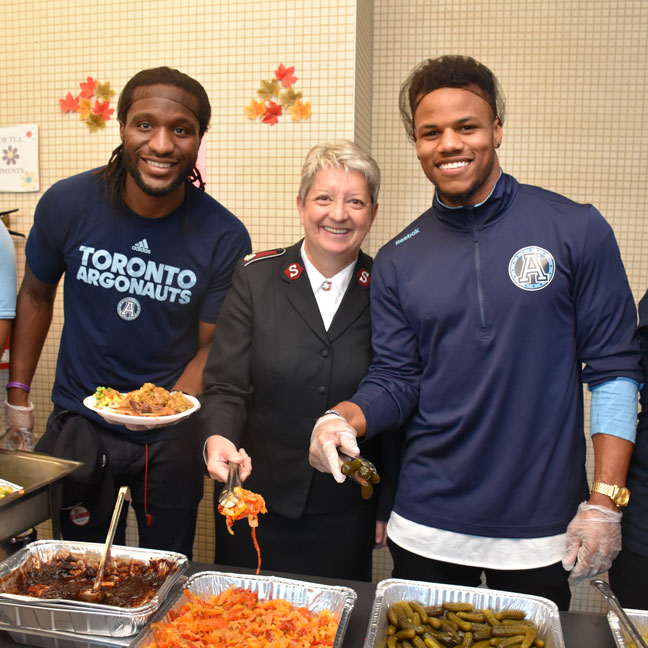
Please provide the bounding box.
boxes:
[218,461,242,509]
[591,579,648,648]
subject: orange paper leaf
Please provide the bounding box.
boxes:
[244,99,267,120]
[59,93,80,113]
[275,63,298,88]
[262,101,282,125]
[288,99,312,122]
[77,97,92,120]
[79,77,97,99]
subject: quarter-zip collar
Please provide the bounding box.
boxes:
[432,171,518,231]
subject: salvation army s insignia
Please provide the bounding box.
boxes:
[508,246,555,291]
[284,262,304,280]
[356,269,371,286]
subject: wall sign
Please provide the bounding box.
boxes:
[0,124,39,192]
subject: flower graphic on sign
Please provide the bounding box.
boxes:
[22,171,37,189]
[2,146,19,165]
[245,64,312,125]
[59,77,115,133]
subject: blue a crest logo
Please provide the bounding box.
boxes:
[508,246,555,291]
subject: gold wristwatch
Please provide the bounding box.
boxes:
[590,481,630,507]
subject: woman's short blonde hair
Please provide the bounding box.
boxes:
[298,140,381,206]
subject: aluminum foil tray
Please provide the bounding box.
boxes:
[0,478,23,498]
[0,540,188,637]
[364,578,566,648]
[131,570,357,648]
[608,609,648,647]
[1,623,132,648]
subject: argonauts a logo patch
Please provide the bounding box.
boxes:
[508,246,555,291]
[117,296,141,321]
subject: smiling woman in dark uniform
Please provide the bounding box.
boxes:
[198,141,389,581]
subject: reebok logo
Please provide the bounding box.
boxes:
[132,239,151,254]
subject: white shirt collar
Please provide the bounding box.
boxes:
[300,243,356,295]
[300,243,357,330]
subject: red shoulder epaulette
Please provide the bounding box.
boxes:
[243,248,286,266]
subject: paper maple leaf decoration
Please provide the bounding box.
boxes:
[245,99,267,120]
[59,93,79,113]
[262,101,282,125]
[275,63,298,88]
[58,76,115,132]
[245,64,311,125]
[289,99,312,122]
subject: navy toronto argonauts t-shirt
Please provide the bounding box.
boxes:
[26,168,251,436]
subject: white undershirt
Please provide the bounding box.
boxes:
[388,512,567,570]
[300,244,355,331]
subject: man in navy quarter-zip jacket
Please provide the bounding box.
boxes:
[309,55,641,610]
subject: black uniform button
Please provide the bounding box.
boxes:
[321,349,329,358]
[318,385,326,394]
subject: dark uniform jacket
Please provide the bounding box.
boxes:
[199,241,393,519]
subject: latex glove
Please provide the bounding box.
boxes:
[204,434,252,482]
[309,413,359,483]
[3,400,35,451]
[562,501,622,584]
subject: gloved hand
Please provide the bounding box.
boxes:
[3,400,35,451]
[562,501,622,584]
[309,413,359,483]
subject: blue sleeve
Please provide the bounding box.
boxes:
[350,250,420,437]
[25,180,69,284]
[590,377,639,442]
[576,207,642,386]
[0,223,16,318]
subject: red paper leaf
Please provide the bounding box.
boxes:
[274,63,298,88]
[262,101,282,125]
[92,100,114,120]
[79,77,97,98]
[59,92,80,113]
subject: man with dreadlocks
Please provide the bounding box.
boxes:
[5,67,251,557]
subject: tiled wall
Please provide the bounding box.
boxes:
[2,0,647,613]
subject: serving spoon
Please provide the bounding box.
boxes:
[77,486,128,604]
[591,579,648,648]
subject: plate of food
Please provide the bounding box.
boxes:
[83,382,200,429]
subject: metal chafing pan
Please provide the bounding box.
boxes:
[608,609,648,647]
[0,623,133,648]
[0,449,82,541]
[364,578,566,648]
[0,540,188,637]
[131,570,357,648]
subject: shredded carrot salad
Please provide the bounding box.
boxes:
[146,586,339,648]
[218,486,267,574]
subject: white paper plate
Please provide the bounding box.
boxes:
[83,393,200,429]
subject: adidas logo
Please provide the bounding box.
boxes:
[132,239,151,254]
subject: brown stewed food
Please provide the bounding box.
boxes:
[0,552,177,607]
